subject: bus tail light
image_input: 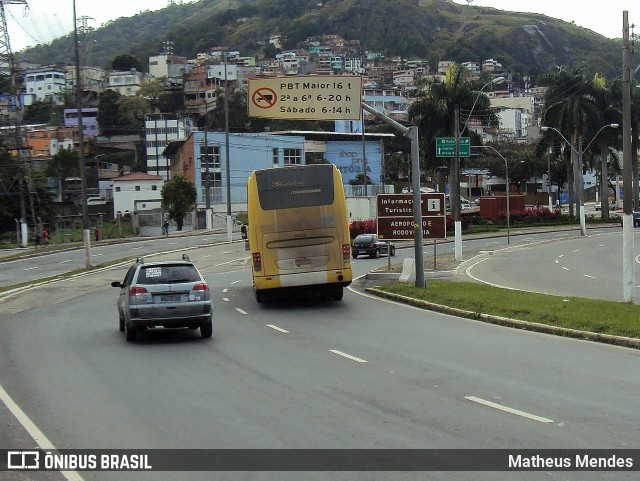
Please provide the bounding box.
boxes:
[252,252,262,271]
[342,244,351,261]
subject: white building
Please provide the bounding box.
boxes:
[107,69,149,96]
[24,67,66,105]
[149,53,188,83]
[145,114,192,180]
[111,172,164,216]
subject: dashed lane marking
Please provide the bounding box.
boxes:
[465,396,554,424]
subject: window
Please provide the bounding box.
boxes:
[200,145,221,169]
[152,185,157,191]
[135,186,141,191]
[115,186,121,192]
[273,148,279,166]
[283,148,302,165]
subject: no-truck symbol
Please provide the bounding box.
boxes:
[252,88,277,109]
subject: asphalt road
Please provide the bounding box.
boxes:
[0,230,242,288]
[466,230,640,302]
[1,237,639,481]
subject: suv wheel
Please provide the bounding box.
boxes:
[374,249,380,259]
[125,322,137,342]
[200,317,213,338]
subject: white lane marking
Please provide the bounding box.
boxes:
[572,249,580,253]
[267,324,289,334]
[330,349,367,363]
[562,267,570,271]
[223,288,228,293]
[24,266,38,271]
[230,280,241,285]
[465,396,554,424]
[168,242,177,245]
[558,255,564,258]
[235,308,248,315]
[0,384,85,481]
[91,253,103,257]
[131,246,143,250]
[201,254,211,259]
[555,260,559,264]
[584,274,596,279]
[599,244,605,247]
[59,259,72,264]
[222,297,229,302]
[223,251,232,254]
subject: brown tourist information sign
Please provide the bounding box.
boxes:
[376,193,447,240]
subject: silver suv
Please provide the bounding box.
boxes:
[111,255,213,342]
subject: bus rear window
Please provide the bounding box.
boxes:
[256,166,334,210]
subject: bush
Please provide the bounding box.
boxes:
[349,219,377,238]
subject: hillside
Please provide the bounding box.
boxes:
[17,0,625,80]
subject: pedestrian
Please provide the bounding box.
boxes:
[94,226,100,242]
[162,220,169,236]
[535,200,540,210]
[34,231,41,248]
[42,228,49,245]
[231,212,238,226]
[556,199,560,210]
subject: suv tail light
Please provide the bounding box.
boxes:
[252,252,262,271]
[342,244,351,261]
[192,283,209,291]
[129,286,151,303]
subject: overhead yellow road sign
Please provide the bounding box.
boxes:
[248,76,362,120]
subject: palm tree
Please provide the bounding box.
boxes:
[540,66,598,220]
[590,75,622,219]
[409,64,497,220]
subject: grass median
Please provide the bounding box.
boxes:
[375,281,640,340]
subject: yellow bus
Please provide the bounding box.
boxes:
[247,164,353,303]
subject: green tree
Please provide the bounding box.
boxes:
[116,96,149,131]
[539,66,598,221]
[45,147,80,192]
[589,75,622,219]
[137,78,166,112]
[112,54,144,72]
[409,63,497,219]
[161,174,196,231]
[97,89,122,133]
[22,100,63,124]
[348,173,373,186]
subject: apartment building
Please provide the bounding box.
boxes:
[144,114,192,179]
[107,69,149,96]
[23,67,66,105]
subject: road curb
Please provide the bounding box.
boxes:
[365,287,640,350]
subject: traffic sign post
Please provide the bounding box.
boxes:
[376,193,446,240]
[436,137,470,157]
[248,76,362,120]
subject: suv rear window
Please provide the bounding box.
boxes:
[137,264,200,285]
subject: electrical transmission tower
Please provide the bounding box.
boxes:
[0,0,36,247]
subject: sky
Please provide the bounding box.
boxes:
[3,0,638,53]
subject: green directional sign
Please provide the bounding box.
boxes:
[436,137,470,158]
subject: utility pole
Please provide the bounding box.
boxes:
[453,106,462,260]
[204,126,211,229]
[74,0,91,267]
[224,53,232,242]
[622,11,635,303]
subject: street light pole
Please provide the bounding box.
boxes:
[453,76,505,260]
[473,145,510,244]
[540,124,618,236]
